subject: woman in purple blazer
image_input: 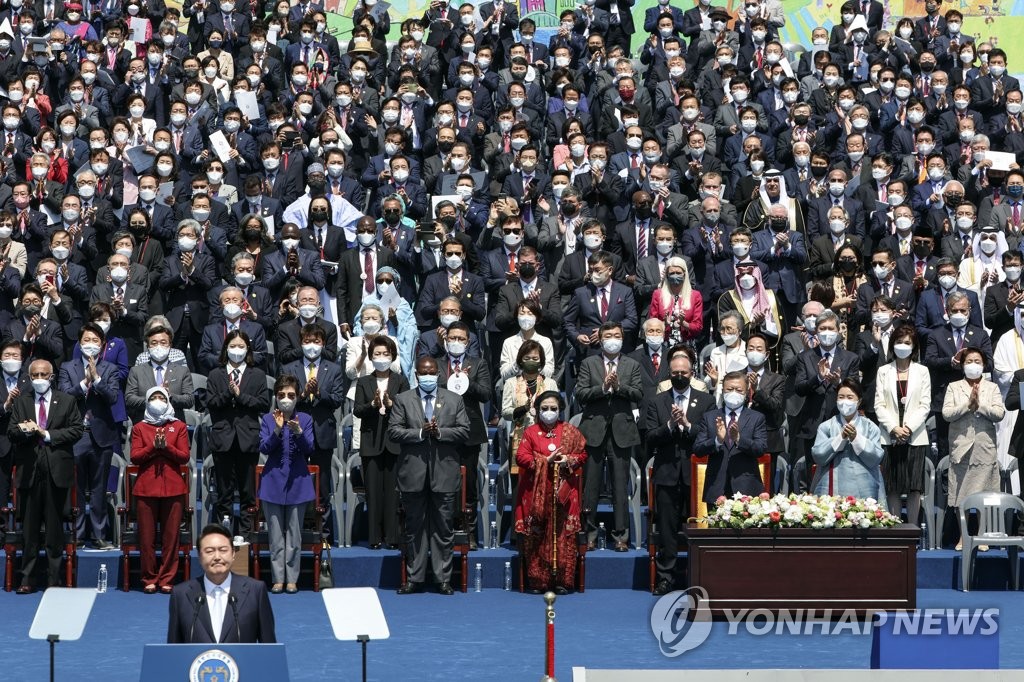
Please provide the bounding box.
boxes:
[258,374,315,594]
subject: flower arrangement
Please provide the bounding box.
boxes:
[702,492,901,530]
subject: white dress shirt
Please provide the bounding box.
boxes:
[204,572,233,643]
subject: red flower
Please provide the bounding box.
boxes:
[769,511,781,522]
[742,511,750,517]
[847,496,856,502]
[759,492,770,500]
[835,512,843,519]
[875,510,884,519]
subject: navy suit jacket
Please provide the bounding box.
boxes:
[750,228,807,305]
[792,347,860,440]
[198,320,268,374]
[563,281,639,354]
[57,358,126,448]
[260,247,326,296]
[693,406,769,503]
[923,323,992,412]
[167,575,275,644]
[914,286,982,344]
[282,358,344,450]
[158,250,219,332]
[415,269,487,329]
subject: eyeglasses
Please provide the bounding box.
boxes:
[502,228,523,235]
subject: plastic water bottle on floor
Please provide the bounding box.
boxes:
[221,515,231,531]
[489,477,497,507]
[490,521,498,549]
[503,561,512,591]
[97,564,107,593]
[474,563,483,592]
[597,523,607,550]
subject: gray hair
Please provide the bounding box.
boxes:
[360,303,384,320]
[145,314,173,334]
[945,291,969,312]
[219,286,243,301]
[177,218,201,235]
[231,251,257,269]
[815,309,840,329]
[720,310,744,329]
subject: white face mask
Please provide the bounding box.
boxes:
[720,333,738,347]
[939,275,957,291]
[872,312,892,328]
[81,343,101,358]
[963,363,983,380]
[723,391,745,410]
[362,319,381,335]
[745,350,766,367]
[302,343,323,360]
[277,397,296,412]
[1005,267,1021,282]
[893,343,914,359]
[298,304,318,320]
[738,274,756,290]
[539,408,559,425]
[149,345,170,363]
[601,337,622,355]
[817,330,838,347]
[732,244,750,258]
[371,357,392,372]
[227,346,247,364]
[949,312,969,328]
[446,340,467,357]
[836,399,858,418]
[1,359,21,374]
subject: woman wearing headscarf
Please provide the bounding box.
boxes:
[648,257,703,347]
[716,260,784,348]
[130,386,190,593]
[353,266,417,381]
[515,391,587,594]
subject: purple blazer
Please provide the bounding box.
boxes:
[257,411,316,506]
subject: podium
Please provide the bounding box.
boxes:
[140,644,290,681]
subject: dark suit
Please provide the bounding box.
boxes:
[983,281,1017,347]
[576,353,643,544]
[748,368,786,459]
[206,365,271,536]
[8,388,84,588]
[693,406,769,503]
[335,246,397,327]
[646,386,715,583]
[89,281,149,360]
[415,269,487,330]
[563,281,639,356]
[167,574,276,643]
[198,320,268,374]
[353,372,409,545]
[0,371,28,514]
[3,316,64,366]
[388,387,471,585]
[159,250,218,364]
[853,277,917,331]
[791,347,860,489]
[125,362,194,422]
[276,317,338,366]
[914,286,982,344]
[282,357,344,519]
[260,247,326,300]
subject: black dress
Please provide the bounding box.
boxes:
[882,378,927,493]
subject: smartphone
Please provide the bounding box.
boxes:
[45,273,54,286]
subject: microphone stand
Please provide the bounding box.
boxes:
[189,594,206,643]
[229,593,241,643]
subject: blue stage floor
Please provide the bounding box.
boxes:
[0,588,1023,681]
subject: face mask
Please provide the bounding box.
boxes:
[873,265,890,280]
[364,356,391,373]
[32,378,50,394]
[655,241,674,257]
[1008,103,1023,115]
[938,275,958,292]
[720,333,738,347]
[1,359,21,374]
[872,168,889,181]
[583,234,602,251]
[1008,185,1024,198]
[817,330,838,347]
[746,350,766,368]
[439,314,459,328]
[1005,267,1021,282]
[732,243,749,258]
[625,137,642,151]
[836,399,858,418]
[601,338,622,355]
[193,209,211,223]
[829,182,846,197]
[891,343,914,360]
[980,240,997,255]
[81,343,101,358]
[803,317,817,333]
[446,340,467,357]
[872,312,892,328]
[302,343,323,360]
[533,407,559,426]
[723,391,746,410]
[156,163,173,177]
[62,209,80,223]
[110,266,128,284]
[445,255,463,271]
[990,65,1006,78]
[298,304,318,320]
[954,99,969,111]
[518,315,536,331]
[963,362,983,380]
[740,119,757,134]
[417,374,438,392]
[177,237,197,252]
[273,397,296,413]
[31,165,48,179]
[731,90,748,103]
[948,311,970,330]
[956,216,974,231]
[51,246,69,261]
[392,170,409,184]
[739,274,756,290]
[750,160,765,174]
[959,130,975,143]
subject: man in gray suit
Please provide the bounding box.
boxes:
[388,356,471,595]
[125,325,195,422]
[576,321,643,551]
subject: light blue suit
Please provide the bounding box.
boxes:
[810,415,887,504]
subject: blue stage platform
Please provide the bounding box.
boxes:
[7,544,1024,592]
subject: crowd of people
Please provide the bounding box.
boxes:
[0,0,1022,598]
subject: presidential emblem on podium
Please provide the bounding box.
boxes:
[189,649,239,682]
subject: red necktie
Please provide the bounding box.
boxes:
[1014,203,1021,227]
[37,396,46,444]
[503,133,510,153]
[508,250,516,272]
[600,288,609,320]
[630,154,639,169]
[363,249,374,294]
[651,352,660,373]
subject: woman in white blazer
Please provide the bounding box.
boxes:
[942,346,1005,549]
[874,325,931,525]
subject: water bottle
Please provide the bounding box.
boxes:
[221,515,231,531]
[597,523,607,551]
[96,564,107,593]
[503,561,512,591]
[490,521,498,549]
[474,563,483,592]
[488,477,497,508]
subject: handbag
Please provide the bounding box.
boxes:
[318,539,334,590]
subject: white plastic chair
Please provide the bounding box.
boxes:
[958,492,1024,591]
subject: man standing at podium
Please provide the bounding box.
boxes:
[167,525,276,643]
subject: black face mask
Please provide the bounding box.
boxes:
[793,114,810,126]
[671,376,690,391]
[945,193,964,207]
[308,179,326,195]
[634,205,652,219]
[919,61,936,73]
[244,228,262,241]
[440,215,457,230]
[913,244,931,259]
[383,210,401,226]
[310,209,329,222]
[518,262,537,280]
[810,166,828,179]
[562,202,578,216]
[438,140,454,154]
[839,259,857,272]
[770,217,788,231]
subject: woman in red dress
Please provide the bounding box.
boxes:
[130,386,190,593]
[514,391,587,594]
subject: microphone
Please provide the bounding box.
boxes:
[189,594,206,643]
[228,593,241,643]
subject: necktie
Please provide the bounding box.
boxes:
[303,45,310,65]
[363,249,374,294]
[726,411,736,446]
[155,365,164,386]
[424,393,434,420]
[879,184,887,203]
[460,113,468,127]
[37,396,46,442]
[174,129,182,153]
[508,250,516,272]
[210,586,226,642]
[453,359,461,374]
[915,260,925,278]
[755,47,763,69]
[502,133,510,153]
[748,372,758,401]
[600,288,609,319]
[823,352,831,370]
[637,222,647,257]
[955,330,963,351]
[231,369,240,384]
[630,153,639,169]
[307,362,316,382]
[1014,203,1021,227]
[606,360,615,377]
[901,239,910,256]
[652,352,660,373]
[115,286,124,299]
